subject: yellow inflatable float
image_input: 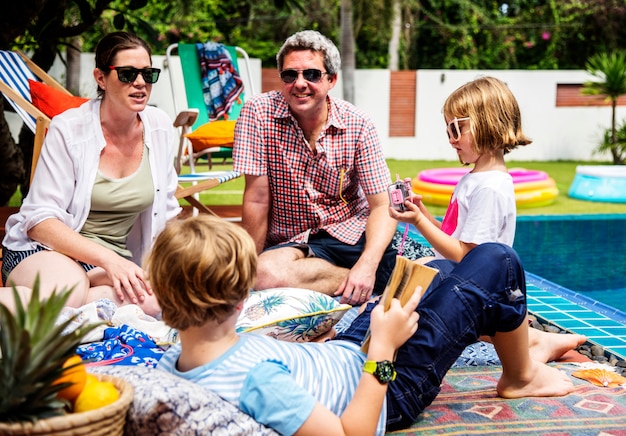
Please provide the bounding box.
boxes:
[412,168,558,208]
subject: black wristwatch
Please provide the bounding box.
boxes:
[363,360,396,384]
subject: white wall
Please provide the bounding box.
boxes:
[331,69,620,162]
[8,53,619,162]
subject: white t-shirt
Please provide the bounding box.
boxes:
[435,170,516,259]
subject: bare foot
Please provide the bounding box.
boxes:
[497,360,575,398]
[528,328,587,363]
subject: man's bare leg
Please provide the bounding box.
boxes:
[491,320,575,399]
[254,246,348,295]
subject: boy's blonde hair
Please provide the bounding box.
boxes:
[145,215,257,330]
[443,76,531,155]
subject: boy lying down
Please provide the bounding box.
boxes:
[152,215,576,435]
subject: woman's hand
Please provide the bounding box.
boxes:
[99,255,152,304]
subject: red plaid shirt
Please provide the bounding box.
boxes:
[233,91,391,247]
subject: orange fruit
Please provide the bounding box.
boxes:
[54,355,87,402]
[73,379,120,413]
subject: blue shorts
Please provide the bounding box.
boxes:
[266,230,397,295]
[2,245,97,286]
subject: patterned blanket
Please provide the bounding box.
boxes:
[393,364,626,435]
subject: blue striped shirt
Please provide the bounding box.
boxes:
[158,333,387,435]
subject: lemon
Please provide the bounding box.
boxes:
[73,379,120,413]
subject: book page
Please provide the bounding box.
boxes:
[361,257,438,353]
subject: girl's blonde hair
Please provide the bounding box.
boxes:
[145,215,257,330]
[443,76,531,155]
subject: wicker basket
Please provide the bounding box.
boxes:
[0,374,134,436]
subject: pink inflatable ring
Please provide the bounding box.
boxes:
[412,168,558,208]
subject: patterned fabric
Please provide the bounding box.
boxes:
[396,364,626,435]
[77,324,165,368]
[90,365,278,435]
[196,42,243,121]
[233,91,391,247]
[391,229,435,260]
[236,287,351,342]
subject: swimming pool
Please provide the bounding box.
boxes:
[401,214,626,312]
[513,214,626,312]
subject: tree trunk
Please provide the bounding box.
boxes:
[0,100,26,206]
[611,99,620,164]
[340,0,355,103]
[388,0,402,71]
[66,37,82,95]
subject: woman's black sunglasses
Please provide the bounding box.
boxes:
[108,66,161,84]
[279,69,329,84]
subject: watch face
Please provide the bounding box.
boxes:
[375,361,396,383]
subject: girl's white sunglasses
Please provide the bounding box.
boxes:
[446,117,470,140]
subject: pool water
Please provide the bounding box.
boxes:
[513,214,626,312]
[401,214,626,313]
[580,287,626,312]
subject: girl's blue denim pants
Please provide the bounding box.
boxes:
[335,242,527,430]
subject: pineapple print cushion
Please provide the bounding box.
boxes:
[236,288,351,342]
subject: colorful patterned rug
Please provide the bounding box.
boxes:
[390,364,626,435]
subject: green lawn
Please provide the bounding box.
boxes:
[10,160,626,216]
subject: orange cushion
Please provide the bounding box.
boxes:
[29,79,88,118]
[184,120,236,152]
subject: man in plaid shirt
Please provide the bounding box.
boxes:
[233,30,397,305]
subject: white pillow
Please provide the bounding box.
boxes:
[236,288,351,342]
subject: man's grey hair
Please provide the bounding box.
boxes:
[276,30,341,76]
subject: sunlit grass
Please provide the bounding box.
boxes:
[10,159,626,216]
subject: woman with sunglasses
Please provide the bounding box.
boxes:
[1,31,180,315]
[233,30,398,306]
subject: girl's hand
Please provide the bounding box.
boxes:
[388,197,423,225]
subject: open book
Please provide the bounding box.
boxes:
[361,256,438,353]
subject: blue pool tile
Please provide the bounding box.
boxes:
[586,337,626,347]
[598,326,626,335]
[525,273,626,360]
[553,319,598,329]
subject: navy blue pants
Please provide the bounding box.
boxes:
[335,242,527,430]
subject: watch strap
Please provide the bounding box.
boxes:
[363,360,396,383]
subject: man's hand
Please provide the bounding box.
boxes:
[334,259,377,305]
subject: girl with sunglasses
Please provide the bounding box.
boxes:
[1,31,180,315]
[391,76,530,263]
[389,77,586,363]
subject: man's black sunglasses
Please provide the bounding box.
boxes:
[108,66,161,84]
[279,69,329,84]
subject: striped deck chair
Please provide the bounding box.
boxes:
[165,42,255,172]
[0,50,71,182]
[165,42,255,218]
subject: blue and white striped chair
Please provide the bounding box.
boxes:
[0,50,72,182]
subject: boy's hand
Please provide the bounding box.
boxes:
[368,287,421,356]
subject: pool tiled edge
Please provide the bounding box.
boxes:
[526,273,626,361]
